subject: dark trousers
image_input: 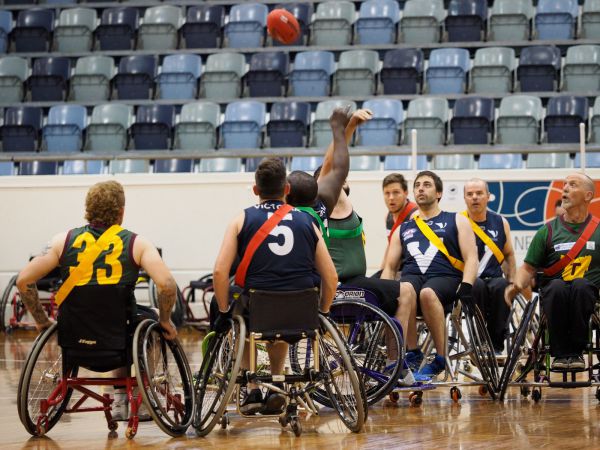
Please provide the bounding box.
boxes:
[541,278,598,357]
[344,275,400,317]
[473,277,510,352]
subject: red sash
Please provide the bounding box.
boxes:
[234,204,293,287]
[388,201,418,242]
[543,215,600,277]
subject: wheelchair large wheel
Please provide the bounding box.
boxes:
[133,319,195,437]
[499,296,539,401]
[18,323,77,436]
[507,294,540,351]
[193,315,245,437]
[1,275,24,331]
[328,299,403,406]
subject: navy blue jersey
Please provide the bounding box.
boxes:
[400,211,463,279]
[313,199,329,224]
[472,211,506,279]
[238,200,319,291]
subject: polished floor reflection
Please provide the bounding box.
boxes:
[2,329,600,450]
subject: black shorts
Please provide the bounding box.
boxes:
[342,275,400,317]
[400,275,461,307]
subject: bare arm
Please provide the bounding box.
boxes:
[500,218,517,283]
[381,230,403,280]
[456,214,478,285]
[16,233,66,331]
[505,262,537,306]
[213,213,244,313]
[313,224,338,313]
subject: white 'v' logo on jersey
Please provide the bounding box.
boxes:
[407,241,439,274]
[478,247,493,276]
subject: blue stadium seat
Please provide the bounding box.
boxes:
[221,101,266,149]
[28,57,71,101]
[70,56,115,102]
[175,101,220,151]
[433,154,475,170]
[273,3,313,46]
[356,0,400,45]
[582,0,600,39]
[0,56,28,102]
[96,7,139,51]
[154,158,194,173]
[350,156,380,171]
[55,8,97,53]
[479,153,523,169]
[574,152,600,168]
[224,3,268,48]
[383,155,427,170]
[19,161,59,176]
[404,97,449,146]
[43,105,87,153]
[489,0,533,41]
[545,96,589,143]
[289,51,335,97]
[86,104,133,152]
[426,48,470,94]
[182,5,224,49]
[290,156,323,172]
[496,95,543,144]
[0,161,13,175]
[131,105,175,150]
[63,160,105,175]
[157,54,202,100]
[138,5,183,51]
[563,45,600,93]
[0,10,13,53]
[267,101,311,148]
[400,0,446,44]
[201,52,246,99]
[13,9,54,52]
[518,46,561,92]
[114,55,157,100]
[246,52,289,97]
[446,0,488,42]
[333,50,379,96]
[451,97,494,145]
[380,49,423,95]
[357,99,403,146]
[312,100,357,147]
[311,1,356,46]
[535,0,578,40]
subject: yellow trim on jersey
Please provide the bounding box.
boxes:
[461,211,505,264]
[414,215,465,272]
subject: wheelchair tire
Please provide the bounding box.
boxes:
[133,319,195,437]
[18,323,77,436]
[499,296,539,401]
[327,299,404,406]
[193,315,245,437]
[1,275,21,332]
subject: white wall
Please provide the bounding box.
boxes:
[0,168,597,295]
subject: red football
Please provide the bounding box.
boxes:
[267,9,301,45]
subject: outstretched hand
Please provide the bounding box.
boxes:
[349,108,373,127]
[329,106,352,130]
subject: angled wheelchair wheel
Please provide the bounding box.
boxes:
[18,323,77,436]
[328,299,403,406]
[193,315,245,437]
[499,296,539,401]
[133,319,195,437]
[1,275,23,331]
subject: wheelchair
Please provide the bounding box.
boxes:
[17,288,196,439]
[498,291,600,402]
[193,287,366,437]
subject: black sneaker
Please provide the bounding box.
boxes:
[551,357,569,370]
[569,355,585,370]
[262,391,286,415]
[240,388,263,415]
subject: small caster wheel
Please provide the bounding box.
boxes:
[220,413,229,430]
[125,427,136,439]
[37,425,47,437]
[520,386,531,398]
[532,388,542,403]
[478,385,488,397]
[409,392,423,407]
[108,430,118,439]
[389,391,400,403]
[595,388,600,402]
[463,362,472,373]
[108,420,118,431]
[450,387,462,403]
[290,417,302,437]
[279,416,288,427]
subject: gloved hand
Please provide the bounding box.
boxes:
[456,282,474,308]
[213,308,232,334]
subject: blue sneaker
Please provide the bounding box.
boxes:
[417,354,446,378]
[405,349,424,372]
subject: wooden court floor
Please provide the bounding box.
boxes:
[2,328,600,450]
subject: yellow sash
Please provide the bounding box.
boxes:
[460,211,505,264]
[414,216,465,272]
[54,225,124,307]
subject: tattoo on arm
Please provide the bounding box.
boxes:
[157,281,176,323]
[19,283,49,325]
[40,242,52,256]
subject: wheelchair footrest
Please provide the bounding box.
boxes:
[548,380,591,388]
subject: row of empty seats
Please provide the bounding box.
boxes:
[1,44,599,104]
[1,0,600,55]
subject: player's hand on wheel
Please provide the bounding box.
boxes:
[160,319,178,340]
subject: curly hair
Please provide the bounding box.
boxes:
[85,181,125,226]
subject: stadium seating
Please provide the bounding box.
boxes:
[246,52,289,97]
[221,101,266,149]
[273,2,313,46]
[109,159,150,174]
[156,54,202,100]
[1,106,43,152]
[400,0,446,44]
[199,157,242,173]
[380,48,424,95]
[154,158,194,173]
[182,5,225,49]
[592,97,600,143]
[582,0,600,39]
[289,51,335,97]
[403,97,449,146]
[574,152,600,168]
[28,57,71,102]
[63,160,105,175]
[224,3,268,48]
[355,0,400,45]
[138,5,183,51]
[0,10,12,54]
[54,8,97,53]
[518,46,561,92]
[311,99,357,147]
[383,155,428,170]
[350,156,381,171]
[333,50,379,96]
[201,52,246,99]
[85,104,133,152]
[496,95,543,144]
[267,101,311,148]
[0,161,14,176]
[96,7,139,51]
[426,48,470,94]
[489,0,533,41]
[290,156,323,172]
[479,153,523,169]
[470,47,516,94]
[450,97,494,145]
[69,56,115,102]
[42,105,87,153]
[433,154,475,169]
[131,105,176,150]
[311,1,356,46]
[19,161,59,176]
[113,55,157,100]
[357,98,403,146]
[445,0,488,42]
[175,101,221,151]
[0,56,28,102]
[544,96,589,143]
[13,9,55,52]
[562,45,600,92]
[535,0,578,40]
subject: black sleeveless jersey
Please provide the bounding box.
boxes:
[472,211,506,279]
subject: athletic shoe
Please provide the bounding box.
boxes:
[262,391,286,415]
[240,388,263,415]
[112,392,128,421]
[417,354,445,379]
[569,355,585,370]
[551,357,570,370]
[405,349,424,372]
